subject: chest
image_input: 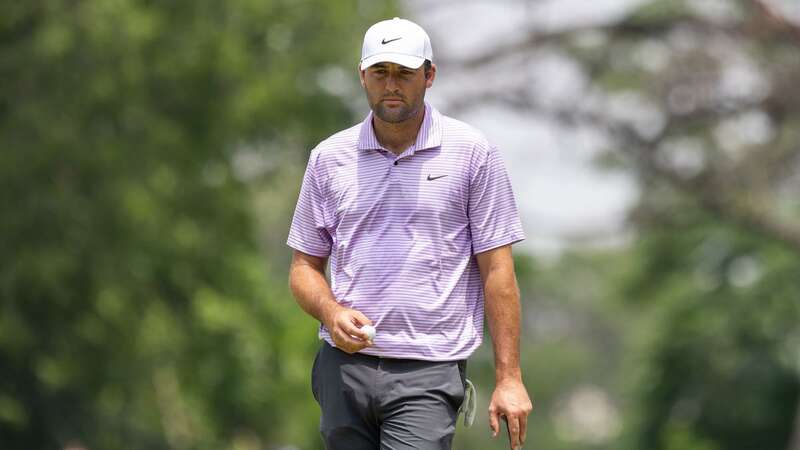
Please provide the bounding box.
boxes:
[324,149,470,230]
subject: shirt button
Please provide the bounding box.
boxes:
[394,161,398,165]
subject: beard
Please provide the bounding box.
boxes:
[369,92,424,124]
[373,102,416,123]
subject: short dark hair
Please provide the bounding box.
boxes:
[423,59,432,75]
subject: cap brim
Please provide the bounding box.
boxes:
[360,53,425,70]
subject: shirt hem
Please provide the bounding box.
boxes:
[320,335,480,362]
[472,233,526,255]
[286,240,331,258]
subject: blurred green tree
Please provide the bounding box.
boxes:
[0,1,395,449]
[439,0,800,449]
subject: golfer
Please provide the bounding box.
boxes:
[287,17,532,450]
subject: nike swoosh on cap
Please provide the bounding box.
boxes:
[381,37,402,44]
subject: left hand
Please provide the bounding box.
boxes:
[488,378,533,449]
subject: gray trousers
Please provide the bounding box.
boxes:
[311,342,467,450]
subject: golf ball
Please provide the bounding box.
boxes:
[362,325,376,341]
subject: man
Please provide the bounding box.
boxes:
[287,17,532,450]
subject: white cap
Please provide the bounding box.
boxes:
[360,17,433,70]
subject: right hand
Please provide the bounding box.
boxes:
[323,305,373,354]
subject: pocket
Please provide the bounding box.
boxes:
[450,360,468,410]
[311,345,322,403]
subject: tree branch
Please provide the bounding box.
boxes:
[753,0,800,44]
[441,16,744,69]
[447,89,800,254]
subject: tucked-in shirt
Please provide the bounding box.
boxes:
[287,102,525,361]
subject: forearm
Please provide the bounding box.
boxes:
[288,261,342,326]
[484,268,523,382]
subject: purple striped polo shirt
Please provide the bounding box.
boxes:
[287,102,525,361]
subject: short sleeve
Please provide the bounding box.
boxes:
[468,145,526,254]
[286,150,333,257]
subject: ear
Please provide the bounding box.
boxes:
[425,63,437,88]
[358,64,366,88]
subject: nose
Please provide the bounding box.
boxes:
[385,72,400,92]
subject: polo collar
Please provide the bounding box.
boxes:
[357,102,442,154]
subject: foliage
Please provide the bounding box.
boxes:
[4,0,800,449]
[442,0,800,448]
[0,1,395,449]
[619,214,800,450]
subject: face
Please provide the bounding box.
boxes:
[359,61,436,124]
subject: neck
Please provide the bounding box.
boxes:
[372,105,426,155]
